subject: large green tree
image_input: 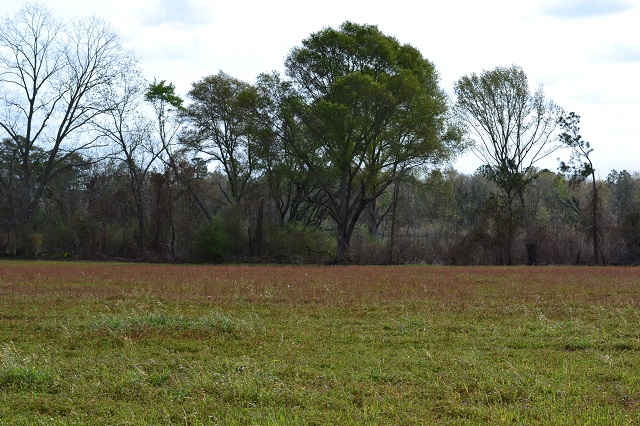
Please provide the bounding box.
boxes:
[254,72,327,229]
[284,22,461,263]
[454,65,561,264]
[183,71,261,207]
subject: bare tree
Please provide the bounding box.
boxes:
[454,65,561,264]
[93,65,161,257]
[0,3,134,253]
[145,79,210,260]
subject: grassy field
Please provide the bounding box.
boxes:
[0,261,639,425]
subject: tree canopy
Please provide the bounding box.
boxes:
[283,21,462,262]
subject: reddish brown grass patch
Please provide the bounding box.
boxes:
[1,262,639,308]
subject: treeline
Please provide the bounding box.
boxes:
[7,159,640,265]
[1,5,638,265]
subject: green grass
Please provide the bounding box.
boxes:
[0,262,639,424]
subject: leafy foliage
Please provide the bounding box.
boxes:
[284,22,462,262]
[191,214,232,262]
[558,112,594,182]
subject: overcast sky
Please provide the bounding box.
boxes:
[2,0,639,175]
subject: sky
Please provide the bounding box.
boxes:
[2,0,639,175]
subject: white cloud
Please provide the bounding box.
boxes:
[541,0,634,18]
[142,0,212,26]
[595,44,640,63]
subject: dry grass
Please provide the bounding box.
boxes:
[1,262,638,306]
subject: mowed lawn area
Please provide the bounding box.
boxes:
[0,262,639,425]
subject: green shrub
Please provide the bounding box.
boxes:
[192,215,232,262]
[266,224,334,263]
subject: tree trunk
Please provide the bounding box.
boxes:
[526,243,537,265]
[137,211,145,258]
[387,182,399,264]
[255,198,264,258]
[335,228,351,264]
[169,224,176,263]
[591,174,600,265]
[505,232,513,266]
[334,199,369,264]
[518,190,537,265]
[134,187,146,258]
[131,172,147,259]
[366,198,379,237]
[334,173,352,264]
[505,202,514,266]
